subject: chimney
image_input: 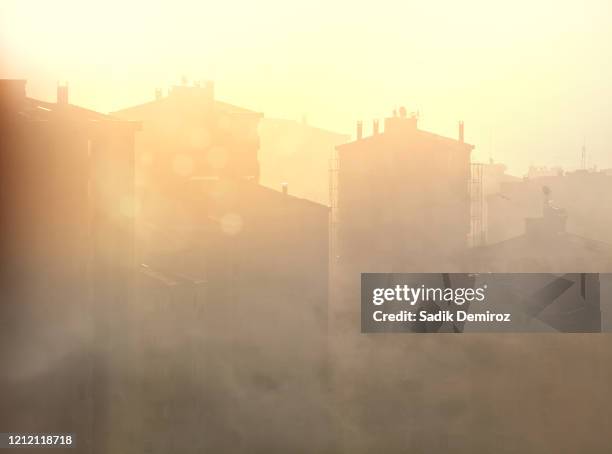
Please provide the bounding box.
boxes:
[356,121,363,140]
[281,182,288,195]
[384,108,417,135]
[458,121,465,143]
[57,83,69,105]
[155,88,163,100]
[373,119,379,135]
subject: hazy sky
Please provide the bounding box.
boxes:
[2,0,611,174]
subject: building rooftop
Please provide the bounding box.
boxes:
[111,83,262,118]
[337,110,474,151]
[1,79,140,128]
[261,117,350,139]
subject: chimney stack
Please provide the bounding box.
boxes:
[373,119,379,135]
[458,121,465,143]
[155,88,163,100]
[57,83,69,105]
[356,121,363,140]
[281,182,288,195]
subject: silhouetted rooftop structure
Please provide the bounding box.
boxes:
[472,187,612,272]
[1,79,133,123]
[334,108,474,272]
[259,117,349,204]
[112,82,262,187]
[487,168,612,245]
[337,111,473,154]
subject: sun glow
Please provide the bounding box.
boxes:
[2,0,612,174]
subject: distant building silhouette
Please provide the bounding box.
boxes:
[329,111,477,452]
[527,165,564,179]
[131,176,332,451]
[112,82,262,191]
[334,109,474,272]
[487,169,612,245]
[471,187,612,273]
[112,83,333,452]
[482,160,520,196]
[258,117,349,205]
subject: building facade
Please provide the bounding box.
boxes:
[0,79,140,454]
[334,110,473,273]
[113,85,333,452]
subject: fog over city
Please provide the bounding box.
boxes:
[2,1,612,453]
